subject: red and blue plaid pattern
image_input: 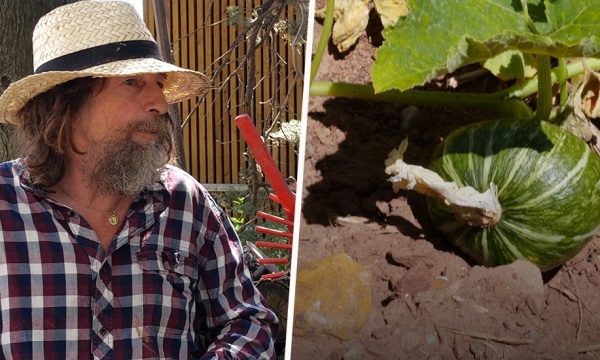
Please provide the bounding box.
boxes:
[0,160,278,359]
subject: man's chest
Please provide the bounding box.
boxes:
[0,224,201,359]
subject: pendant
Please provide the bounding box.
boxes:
[108,211,119,226]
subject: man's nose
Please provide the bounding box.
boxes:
[145,82,169,115]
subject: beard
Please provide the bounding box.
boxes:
[81,116,174,196]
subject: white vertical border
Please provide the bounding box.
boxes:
[122,0,144,17]
[284,0,315,358]
[100,0,144,17]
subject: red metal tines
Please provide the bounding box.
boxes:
[234,114,295,218]
[235,114,296,280]
[257,211,294,227]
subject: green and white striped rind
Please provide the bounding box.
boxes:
[427,118,600,271]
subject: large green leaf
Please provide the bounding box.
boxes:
[372,0,600,93]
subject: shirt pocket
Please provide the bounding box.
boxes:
[135,249,199,336]
[137,248,199,291]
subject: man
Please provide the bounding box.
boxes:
[0,1,278,359]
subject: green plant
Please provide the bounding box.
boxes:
[311,0,600,120]
[216,189,292,271]
[214,190,254,245]
[311,0,600,270]
[230,195,248,232]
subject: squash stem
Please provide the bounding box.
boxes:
[533,55,553,122]
[310,82,533,118]
[385,141,502,227]
[500,59,600,100]
[557,58,568,108]
[310,0,334,84]
[310,60,600,119]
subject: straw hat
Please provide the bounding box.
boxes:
[0,0,211,125]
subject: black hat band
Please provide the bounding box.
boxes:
[35,40,164,74]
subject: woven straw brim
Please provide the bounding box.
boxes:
[0,57,212,125]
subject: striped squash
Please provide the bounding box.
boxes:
[427,118,600,271]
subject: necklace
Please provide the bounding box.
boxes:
[108,210,119,226]
[55,187,123,226]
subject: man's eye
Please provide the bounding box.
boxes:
[124,78,137,86]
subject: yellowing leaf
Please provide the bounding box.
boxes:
[316,0,369,52]
[268,119,301,145]
[557,67,597,143]
[374,0,409,28]
[580,68,600,119]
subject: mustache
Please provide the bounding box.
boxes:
[125,114,173,134]
[70,114,174,156]
[122,114,175,160]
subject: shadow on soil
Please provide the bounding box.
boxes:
[302,97,485,253]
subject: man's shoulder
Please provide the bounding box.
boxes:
[0,160,26,204]
[0,160,22,184]
[159,164,206,194]
[158,165,225,219]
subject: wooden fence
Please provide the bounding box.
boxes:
[143,0,304,189]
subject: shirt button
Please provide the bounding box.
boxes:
[99,328,108,337]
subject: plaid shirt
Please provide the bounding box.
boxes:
[0,160,278,359]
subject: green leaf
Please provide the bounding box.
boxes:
[545,0,600,54]
[372,0,528,93]
[372,0,600,93]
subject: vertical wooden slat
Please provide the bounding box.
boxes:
[220,0,230,184]
[185,0,197,180]
[177,4,191,174]
[274,9,281,176]
[181,1,192,173]
[284,11,294,177]
[171,0,179,64]
[281,32,287,177]
[168,0,184,169]
[206,0,215,184]
[274,36,281,179]
[235,0,248,183]
[145,0,155,34]
[213,0,228,184]
[178,0,190,175]
[280,28,288,176]
[228,0,240,183]
[234,0,245,184]
[198,0,208,184]
[223,0,237,182]
[289,7,296,177]
[209,0,217,183]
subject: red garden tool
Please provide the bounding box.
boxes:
[234,114,296,280]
